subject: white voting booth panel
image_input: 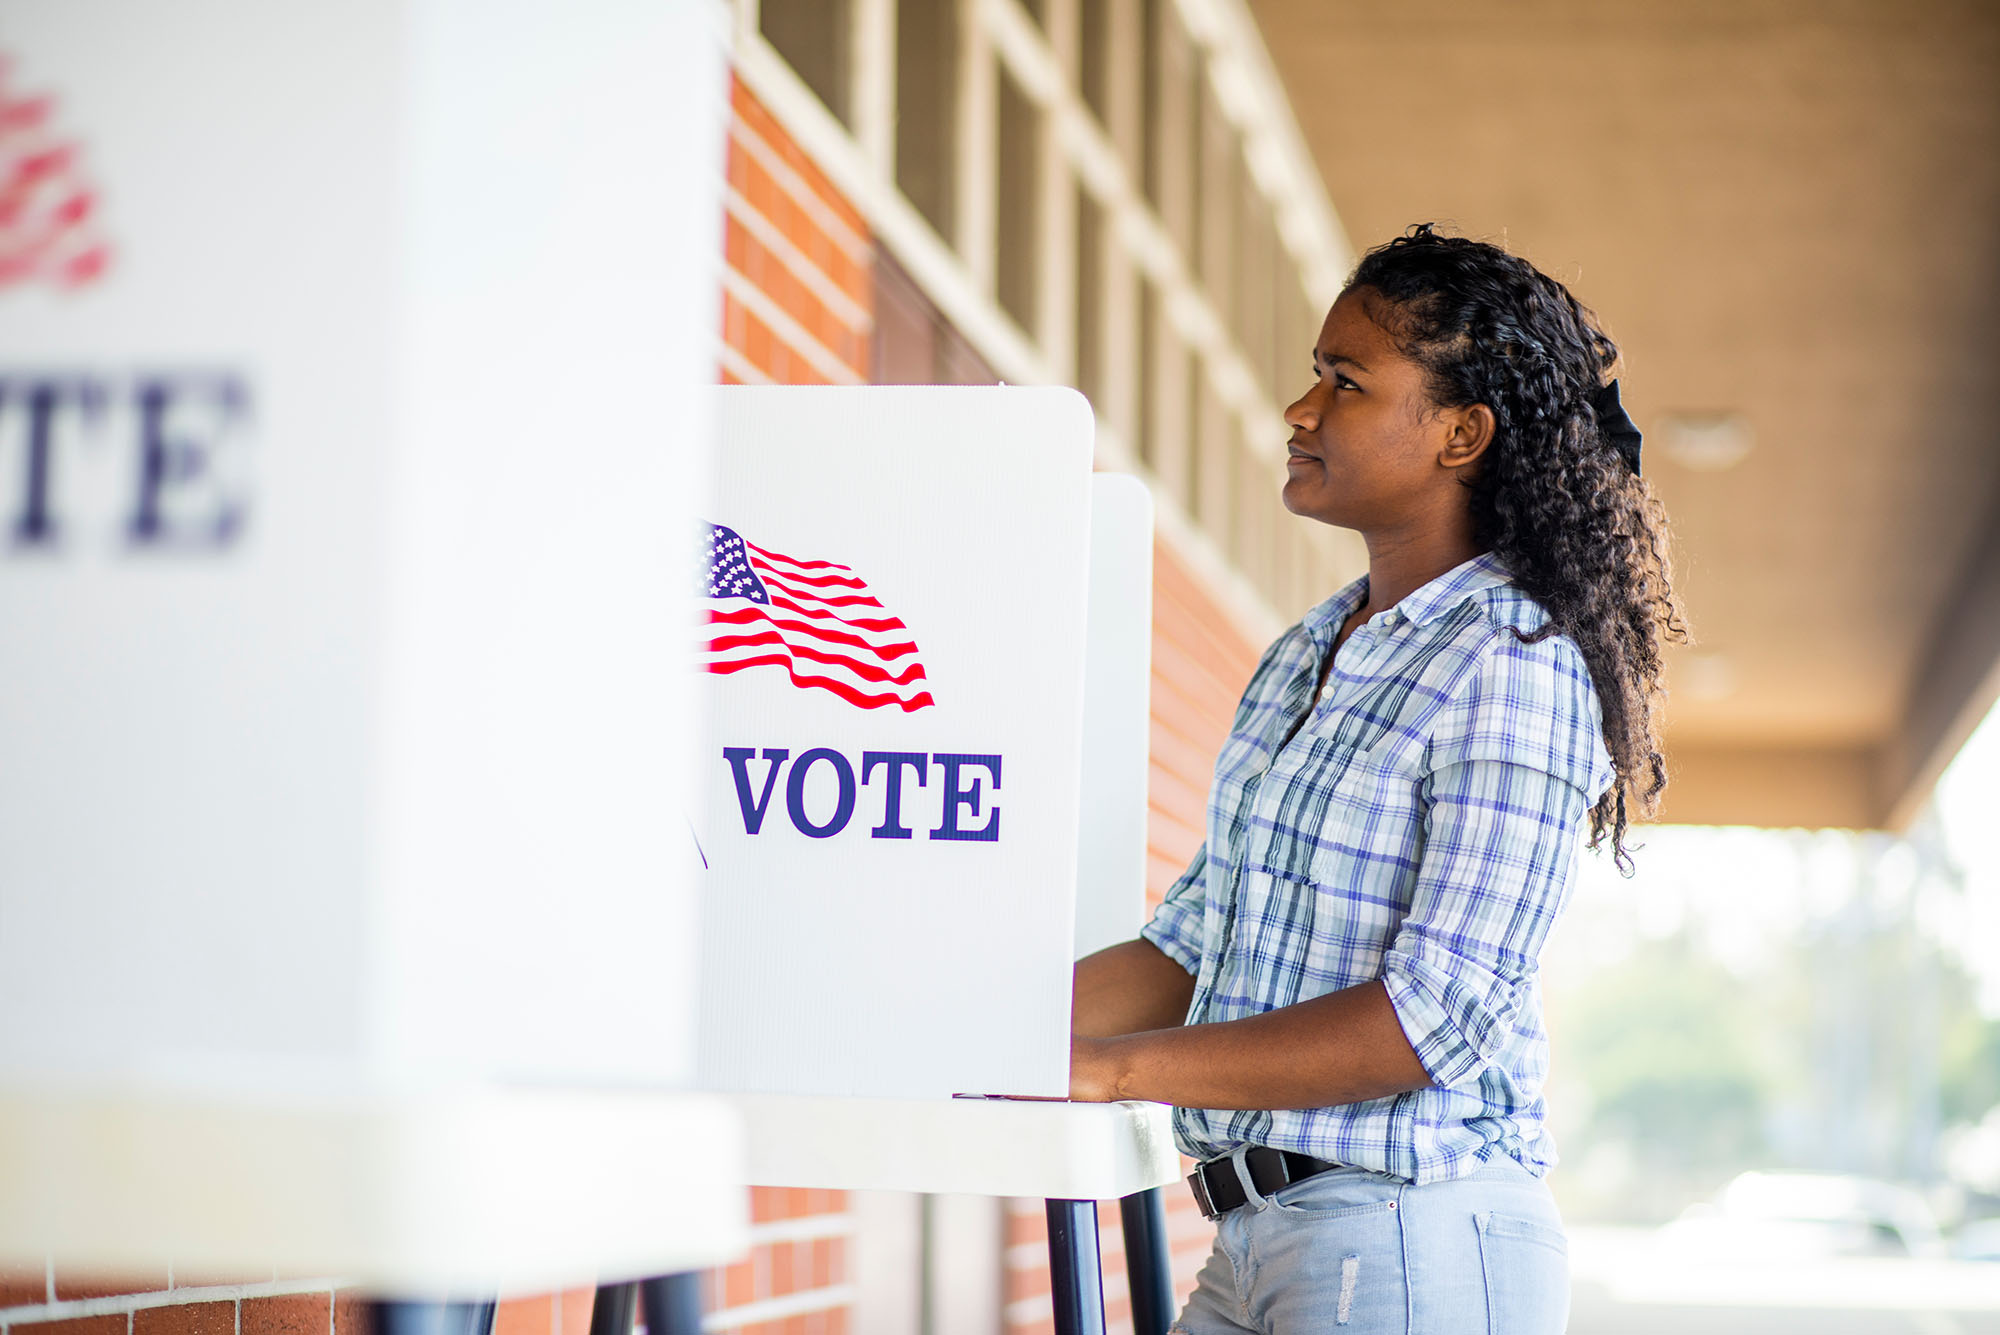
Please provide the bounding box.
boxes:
[697,387,1094,1100]
[0,0,744,1285]
[718,470,1179,1202]
[1074,475,1154,961]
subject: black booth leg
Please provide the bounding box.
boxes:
[366,1302,497,1335]
[638,1274,706,1335]
[1045,1198,1107,1335]
[588,1282,638,1335]
[1120,1187,1175,1335]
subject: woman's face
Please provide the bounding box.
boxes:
[1280,287,1484,534]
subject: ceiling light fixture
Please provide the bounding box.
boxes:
[1658,413,1754,472]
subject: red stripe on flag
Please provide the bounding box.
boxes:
[706,605,921,660]
[706,629,930,686]
[743,540,854,574]
[763,593,909,633]
[708,656,937,712]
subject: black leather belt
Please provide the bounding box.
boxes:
[1187,1147,1343,1220]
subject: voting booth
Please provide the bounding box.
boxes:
[0,0,742,1300]
[698,386,1094,1099]
[698,387,1181,1335]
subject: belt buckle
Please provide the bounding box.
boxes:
[1186,1165,1220,1221]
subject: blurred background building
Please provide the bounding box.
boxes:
[4,0,1996,1332]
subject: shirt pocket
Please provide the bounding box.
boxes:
[1240,735,1368,881]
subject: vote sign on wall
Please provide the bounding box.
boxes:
[696,386,1095,1100]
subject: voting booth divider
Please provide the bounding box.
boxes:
[0,0,743,1321]
[694,387,1179,1335]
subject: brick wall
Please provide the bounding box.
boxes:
[0,1266,380,1335]
[718,79,871,388]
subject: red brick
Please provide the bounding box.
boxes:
[767,1241,796,1297]
[722,291,748,351]
[135,1300,238,1335]
[491,1295,549,1335]
[0,1256,47,1308]
[742,310,777,378]
[331,1292,370,1335]
[729,83,865,239]
[720,1258,755,1309]
[24,1318,126,1335]
[241,1293,329,1335]
[554,1287,592,1335]
[807,1238,834,1288]
[52,1272,171,1302]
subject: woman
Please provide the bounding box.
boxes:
[1068,225,1685,1333]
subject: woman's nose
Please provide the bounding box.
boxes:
[1284,387,1320,432]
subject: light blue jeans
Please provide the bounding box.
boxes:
[1170,1153,1570,1334]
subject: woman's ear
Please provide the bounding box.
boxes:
[1439,403,1495,472]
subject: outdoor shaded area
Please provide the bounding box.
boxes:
[1247,0,2000,1327]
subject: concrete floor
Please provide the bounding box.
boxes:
[1568,1225,2000,1335]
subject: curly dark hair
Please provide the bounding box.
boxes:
[1347,224,1687,870]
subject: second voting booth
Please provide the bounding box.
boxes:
[695,386,1179,1335]
[0,0,744,1326]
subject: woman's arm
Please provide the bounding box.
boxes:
[1069,979,1429,1106]
[1071,939,1197,1038]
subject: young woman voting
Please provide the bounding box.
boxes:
[1069,225,1686,1333]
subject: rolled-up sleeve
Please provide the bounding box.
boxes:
[1141,841,1209,975]
[1380,633,1610,1091]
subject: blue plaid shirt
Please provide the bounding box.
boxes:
[1142,551,1614,1185]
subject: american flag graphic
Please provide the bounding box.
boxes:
[0,55,112,290]
[701,522,936,713]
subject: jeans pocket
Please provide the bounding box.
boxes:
[1475,1211,1569,1335]
[1268,1168,1403,1220]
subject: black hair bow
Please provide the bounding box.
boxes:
[1591,380,1643,474]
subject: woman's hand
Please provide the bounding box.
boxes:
[1068,1034,1126,1102]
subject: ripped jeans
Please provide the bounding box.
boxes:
[1170,1153,1569,1335]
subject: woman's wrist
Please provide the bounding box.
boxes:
[1070,1032,1139,1102]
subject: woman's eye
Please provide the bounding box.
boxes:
[1334,375,1359,392]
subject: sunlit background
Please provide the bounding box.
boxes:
[1544,703,2000,1327]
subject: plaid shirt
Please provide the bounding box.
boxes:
[1142,551,1614,1185]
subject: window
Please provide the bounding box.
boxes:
[1235,195,1274,404]
[1156,9,1198,257]
[1138,0,1161,208]
[1079,0,1111,126]
[742,0,1342,620]
[1137,279,1160,470]
[761,0,852,127]
[1198,90,1238,335]
[1075,185,1107,413]
[895,0,958,239]
[996,66,1044,334]
[1191,366,1233,535]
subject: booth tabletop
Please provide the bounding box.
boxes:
[730,1094,1180,1201]
[0,1085,746,1294]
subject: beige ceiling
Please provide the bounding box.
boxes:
[1248,0,2000,828]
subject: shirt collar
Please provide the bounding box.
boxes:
[1303,550,1514,641]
